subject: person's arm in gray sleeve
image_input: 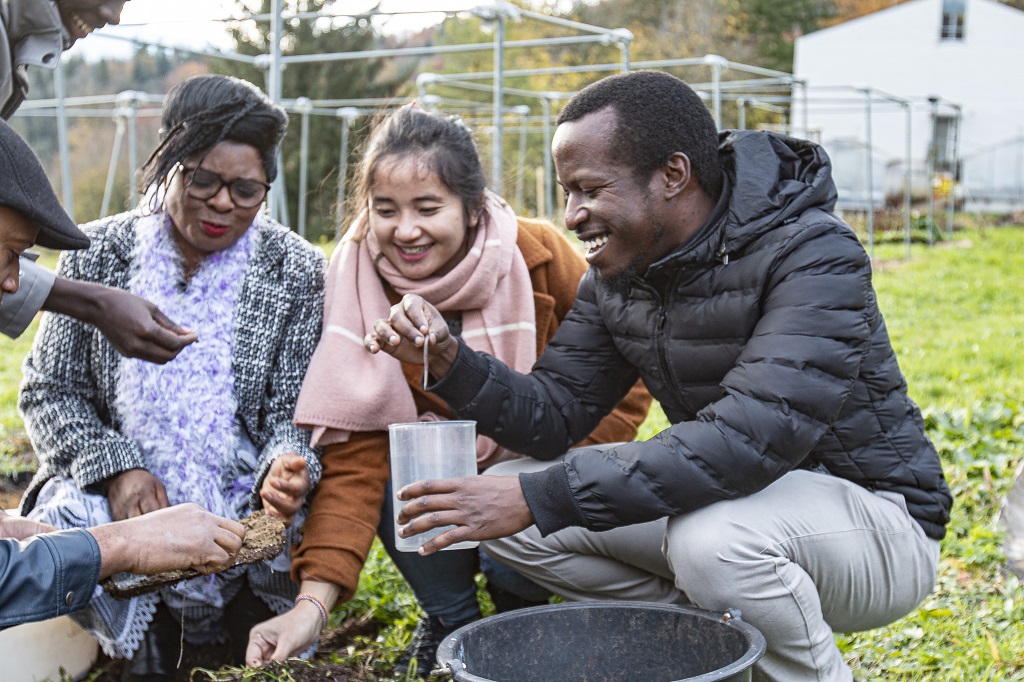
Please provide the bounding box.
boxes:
[0,530,101,628]
[0,257,54,338]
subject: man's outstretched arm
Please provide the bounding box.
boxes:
[3,259,198,363]
[43,277,198,364]
[0,504,245,629]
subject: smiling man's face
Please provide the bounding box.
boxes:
[553,107,681,286]
[55,0,129,45]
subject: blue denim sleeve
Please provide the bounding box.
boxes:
[0,529,101,628]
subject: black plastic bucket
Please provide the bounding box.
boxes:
[435,602,766,682]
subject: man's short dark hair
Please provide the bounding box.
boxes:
[557,71,723,201]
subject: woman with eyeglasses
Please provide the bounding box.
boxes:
[17,74,325,680]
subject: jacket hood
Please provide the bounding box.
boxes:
[718,130,839,254]
[645,130,839,277]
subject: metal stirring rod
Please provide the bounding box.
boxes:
[422,326,429,390]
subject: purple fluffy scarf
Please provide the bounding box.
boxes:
[115,212,256,519]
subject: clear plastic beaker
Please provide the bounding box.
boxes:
[389,420,479,552]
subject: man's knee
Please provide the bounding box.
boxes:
[663,502,777,607]
[666,506,733,573]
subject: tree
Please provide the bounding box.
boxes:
[731,0,834,72]
[214,1,415,241]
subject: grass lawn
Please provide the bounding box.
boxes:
[2,227,1022,680]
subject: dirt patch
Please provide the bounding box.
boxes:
[86,613,386,682]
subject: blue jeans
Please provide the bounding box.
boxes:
[378,479,549,625]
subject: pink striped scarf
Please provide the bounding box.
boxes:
[294,191,535,467]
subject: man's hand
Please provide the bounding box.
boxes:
[0,508,56,540]
[44,278,198,364]
[365,294,459,379]
[89,286,198,364]
[260,454,310,526]
[396,476,535,555]
[89,503,245,579]
[105,468,169,521]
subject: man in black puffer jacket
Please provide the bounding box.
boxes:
[369,71,952,682]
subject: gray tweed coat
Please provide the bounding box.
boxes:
[18,210,326,513]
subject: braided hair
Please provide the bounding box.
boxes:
[347,103,486,239]
[139,75,287,205]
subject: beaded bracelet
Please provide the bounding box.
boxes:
[295,593,328,630]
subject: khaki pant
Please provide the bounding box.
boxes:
[483,457,940,682]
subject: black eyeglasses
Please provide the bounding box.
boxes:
[181,166,271,209]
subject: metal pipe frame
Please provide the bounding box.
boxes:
[279,34,614,66]
[53,58,74,219]
[426,58,791,86]
[863,87,875,258]
[40,7,957,259]
[904,101,913,262]
[335,107,359,238]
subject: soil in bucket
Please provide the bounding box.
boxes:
[436,602,767,682]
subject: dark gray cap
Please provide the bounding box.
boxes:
[0,119,89,250]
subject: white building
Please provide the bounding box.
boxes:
[793,0,1024,211]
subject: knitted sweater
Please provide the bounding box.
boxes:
[290,217,653,600]
[19,211,326,513]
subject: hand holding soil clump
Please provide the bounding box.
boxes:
[102,510,286,599]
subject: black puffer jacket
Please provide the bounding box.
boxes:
[434,130,952,540]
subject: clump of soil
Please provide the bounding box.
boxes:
[103,511,286,598]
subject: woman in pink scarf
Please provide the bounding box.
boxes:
[247,104,652,673]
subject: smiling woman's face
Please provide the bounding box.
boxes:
[367,154,478,281]
[55,0,128,44]
[165,141,266,276]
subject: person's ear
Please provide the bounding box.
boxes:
[467,203,482,230]
[662,152,693,200]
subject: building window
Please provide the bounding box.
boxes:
[931,114,959,174]
[941,0,966,40]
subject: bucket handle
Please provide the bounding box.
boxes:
[433,660,466,679]
[720,608,743,624]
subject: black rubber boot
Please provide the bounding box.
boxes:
[121,602,181,682]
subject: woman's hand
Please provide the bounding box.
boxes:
[105,468,170,521]
[260,454,310,526]
[245,603,323,666]
[245,586,334,666]
[365,294,459,379]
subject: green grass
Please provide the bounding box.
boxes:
[7,228,1024,680]
[0,251,57,475]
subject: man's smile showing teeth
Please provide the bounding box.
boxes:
[71,13,93,36]
[583,234,608,254]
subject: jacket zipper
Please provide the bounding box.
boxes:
[644,276,681,407]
